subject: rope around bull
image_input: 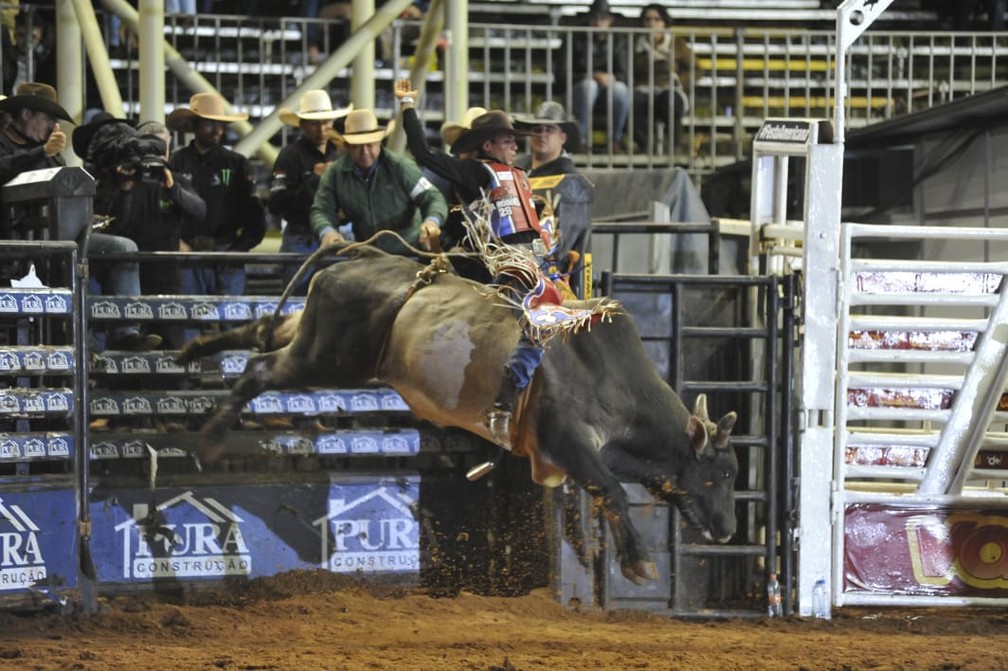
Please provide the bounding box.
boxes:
[263,229,470,351]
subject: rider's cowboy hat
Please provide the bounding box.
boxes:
[512,100,580,152]
[439,106,487,149]
[72,111,134,159]
[277,90,353,127]
[0,82,72,122]
[450,110,531,155]
[166,92,248,132]
[334,108,396,145]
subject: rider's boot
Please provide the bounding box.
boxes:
[484,369,521,451]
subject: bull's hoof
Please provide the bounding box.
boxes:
[621,560,659,585]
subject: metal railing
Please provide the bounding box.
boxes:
[28,7,1008,173]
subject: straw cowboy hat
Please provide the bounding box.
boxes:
[71,111,134,159]
[277,90,353,127]
[450,109,531,155]
[439,106,487,148]
[335,108,396,145]
[0,82,72,122]
[166,92,248,132]
[512,100,581,151]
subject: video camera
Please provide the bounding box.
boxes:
[87,123,167,184]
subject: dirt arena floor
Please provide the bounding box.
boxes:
[0,570,1005,671]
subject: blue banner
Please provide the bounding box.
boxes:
[0,488,78,599]
[89,475,421,586]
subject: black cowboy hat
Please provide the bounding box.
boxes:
[450,110,531,155]
[72,111,134,159]
[512,101,581,152]
[0,82,73,122]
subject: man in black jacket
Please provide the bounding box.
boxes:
[268,89,351,293]
[167,92,266,299]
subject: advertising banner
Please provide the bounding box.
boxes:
[90,475,421,586]
[845,503,1008,596]
[0,488,78,599]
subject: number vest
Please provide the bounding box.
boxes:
[480,161,552,249]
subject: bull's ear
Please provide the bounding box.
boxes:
[686,415,709,458]
[692,393,710,422]
[711,411,738,449]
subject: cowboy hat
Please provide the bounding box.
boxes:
[277,90,353,127]
[0,82,72,122]
[166,92,248,132]
[512,101,581,151]
[334,108,395,145]
[439,106,487,148]
[450,110,531,155]
[72,111,135,159]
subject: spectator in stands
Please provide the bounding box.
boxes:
[76,116,206,350]
[632,4,690,154]
[310,107,446,256]
[512,101,592,297]
[0,88,160,351]
[513,101,580,176]
[567,0,630,153]
[269,89,351,293]
[167,92,266,303]
[11,10,56,91]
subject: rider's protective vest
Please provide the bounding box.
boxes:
[480,161,552,249]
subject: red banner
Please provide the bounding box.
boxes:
[845,503,1008,596]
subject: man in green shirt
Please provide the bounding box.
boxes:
[311,108,446,256]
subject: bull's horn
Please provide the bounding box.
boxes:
[693,393,710,421]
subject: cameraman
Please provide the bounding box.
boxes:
[75,116,205,350]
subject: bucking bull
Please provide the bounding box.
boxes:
[178,243,738,584]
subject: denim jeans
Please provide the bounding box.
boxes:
[279,232,320,296]
[180,251,248,343]
[87,232,144,346]
[572,77,630,144]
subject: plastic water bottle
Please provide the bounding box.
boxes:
[812,579,829,619]
[766,572,782,617]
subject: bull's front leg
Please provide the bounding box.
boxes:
[538,428,658,584]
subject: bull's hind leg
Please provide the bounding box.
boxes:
[177,313,301,364]
[200,351,285,464]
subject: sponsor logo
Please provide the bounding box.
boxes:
[908,513,1008,589]
[22,351,45,370]
[221,355,248,376]
[351,435,380,454]
[24,438,45,458]
[317,393,345,413]
[158,302,188,320]
[188,396,216,413]
[222,303,252,320]
[20,294,43,313]
[156,356,186,374]
[350,392,379,412]
[191,302,219,320]
[157,396,188,414]
[49,436,70,457]
[121,356,152,374]
[0,497,47,590]
[0,352,18,370]
[47,350,72,370]
[91,397,120,415]
[755,120,813,144]
[0,295,17,312]
[90,442,120,459]
[124,301,155,320]
[315,483,420,574]
[115,491,252,580]
[0,439,21,459]
[45,295,70,313]
[287,394,316,413]
[122,396,154,415]
[92,300,122,319]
